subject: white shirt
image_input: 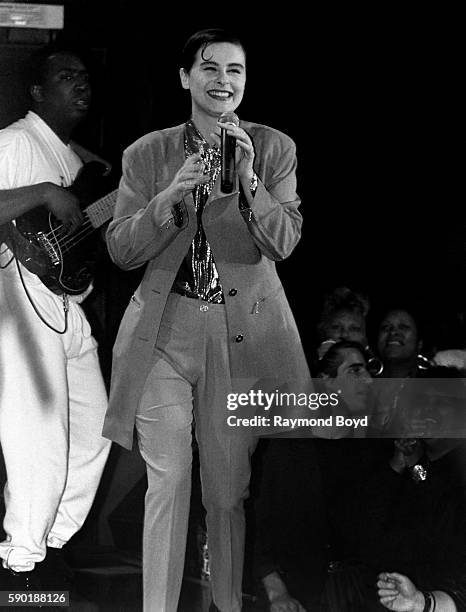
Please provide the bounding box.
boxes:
[0,111,82,191]
[0,111,90,300]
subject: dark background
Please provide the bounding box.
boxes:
[0,0,464,577]
[1,3,464,353]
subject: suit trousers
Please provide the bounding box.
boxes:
[0,266,111,572]
[135,293,257,612]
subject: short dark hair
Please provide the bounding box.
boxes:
[180,28,246,73]
[26,43,87,89]
[315,340,368,378]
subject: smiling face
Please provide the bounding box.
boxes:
[180,42,246,123]
[377,309,420,365]
[323,309,367,345]
[396,378,466,439]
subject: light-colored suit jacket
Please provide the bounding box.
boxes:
[103,121,312,449]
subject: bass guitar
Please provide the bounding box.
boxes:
[5,161,118,295]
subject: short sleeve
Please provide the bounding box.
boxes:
[0,130,33,189]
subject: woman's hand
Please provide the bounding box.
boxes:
[211,123,255,181]
[154,153,209,226]
[164,153,210,205]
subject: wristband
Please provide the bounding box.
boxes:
[422,591,435,612]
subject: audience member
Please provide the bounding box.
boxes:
[317,287,370,346]
[388,366,466,438]
[324,428,466,611]
[316,287,382,375]
[377,570,465,612]
[253,342,387,611]
[370,306,433,435]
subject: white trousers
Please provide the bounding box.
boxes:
[0,265,111,572]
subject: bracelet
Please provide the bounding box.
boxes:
[422,591,435,612]
[238,173,258,221]
[249,172,258,194]
[410,463,428,483]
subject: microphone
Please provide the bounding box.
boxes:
[219,111,239,194]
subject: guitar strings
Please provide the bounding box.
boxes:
[44,215,92,239]
[44,216,97,253]
[60,225,101,252]
[43,191,117,251]
[41,189,118,250]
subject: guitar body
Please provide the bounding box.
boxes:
[8,162,117,295]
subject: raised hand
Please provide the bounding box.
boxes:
[164,153,210,205]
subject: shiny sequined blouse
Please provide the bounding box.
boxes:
[171,120,225,303]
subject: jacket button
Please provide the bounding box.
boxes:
[235,334,244,343]
[228,288,238,296]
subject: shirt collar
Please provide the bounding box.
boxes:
[185,119,219,157]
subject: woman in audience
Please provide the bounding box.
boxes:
[376,307,427,378]
[317,287,369,346]
[370,305,433,435]
[316,286,383,375]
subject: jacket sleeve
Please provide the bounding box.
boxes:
[106,142,184,270]
[242,133,302,261]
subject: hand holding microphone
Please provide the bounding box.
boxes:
[215,112,255,193]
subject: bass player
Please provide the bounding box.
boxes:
[0,44,111,592]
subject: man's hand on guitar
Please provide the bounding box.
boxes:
[44,183,83,234]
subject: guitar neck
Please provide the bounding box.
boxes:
[85,189,118,228]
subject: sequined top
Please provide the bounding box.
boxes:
[171,120,225,303]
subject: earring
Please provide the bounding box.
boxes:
[365,345,383,376]
[417,353,433,370]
